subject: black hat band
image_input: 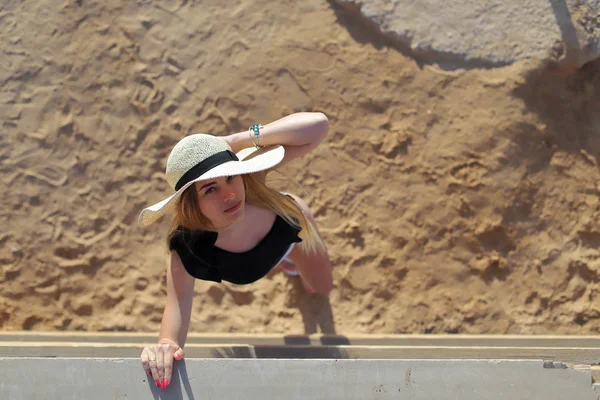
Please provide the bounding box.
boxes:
[175,150,239,191]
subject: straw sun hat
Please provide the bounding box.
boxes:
[137,134,284,227]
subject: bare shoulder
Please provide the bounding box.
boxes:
[168,250,195,284]
[281,192,311,214]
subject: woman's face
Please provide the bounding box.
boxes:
[194,175,245,229]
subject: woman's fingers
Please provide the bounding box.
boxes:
[174,347,185,361]
[141,344,183,390]
[163,351,175,389]
[150,352,161,386]
[162,346,184,389]
[157,343,178,389]
[141,347,160,386]
[155,344,166,386]
[140,348,152,376]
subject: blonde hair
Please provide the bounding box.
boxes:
[166,173,326,255]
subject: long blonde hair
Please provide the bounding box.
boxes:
[166,173,326,255]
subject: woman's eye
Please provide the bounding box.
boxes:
[227,175,234,181]
[205,187,215,194]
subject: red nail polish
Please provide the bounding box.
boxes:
[148,370,153,377]
[164,378,170,388]
[155,379,160,387]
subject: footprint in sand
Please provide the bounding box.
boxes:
[214,96,251,130]
[1,244,23,282]
[274,69,312,111]
[22,315,43,330]
[129,77,164,114]
[448,160,488,189]
[342,253,380,291]
[207,285,226,305]
[54,245,86,261]
[219,40,250,68]
[134,277,149,291]
[284,45,337,74]
[225,287,255,306]
[23,165,68,188]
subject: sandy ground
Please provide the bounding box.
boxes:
[2,0,600,335]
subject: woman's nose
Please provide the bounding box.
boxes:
[222,187,235,201]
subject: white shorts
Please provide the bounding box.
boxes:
[278,242,295,265]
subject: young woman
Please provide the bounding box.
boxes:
[138,112,333,390]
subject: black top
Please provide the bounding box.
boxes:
[169,215,302,285]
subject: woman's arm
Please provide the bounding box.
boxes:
[225,112,329,169]
[158,251,196,348]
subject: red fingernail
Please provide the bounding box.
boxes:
[165,378,170,387]
[155,379,160,387]
[148,370,153,377]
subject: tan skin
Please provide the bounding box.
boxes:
[140,112,332,391]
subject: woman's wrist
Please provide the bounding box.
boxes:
[158,337,180,346]
[223,112,328,153]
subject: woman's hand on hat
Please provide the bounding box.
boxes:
[140,340,185,390]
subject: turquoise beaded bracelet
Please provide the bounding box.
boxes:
[248,123,264,149]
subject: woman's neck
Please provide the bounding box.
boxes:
[215,217,246,239]
[214,202,258,239]
[213,203,276,250]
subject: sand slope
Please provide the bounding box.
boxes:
[2,0,600,334]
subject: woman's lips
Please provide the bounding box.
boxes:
[224,201,242,213]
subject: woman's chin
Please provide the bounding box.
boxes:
[211,202,245,229]
[224,203,245,222]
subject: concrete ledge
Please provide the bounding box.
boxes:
[0,331,600,346]
[0,358,597,400]
[4,331,600,347]
[4,342,600,364]
[2,333,598,398]
[1,332,599,364]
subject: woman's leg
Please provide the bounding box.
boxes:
[281,193,333,294]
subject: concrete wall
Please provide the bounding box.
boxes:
[0,358,597,400]
[1,333,598,399]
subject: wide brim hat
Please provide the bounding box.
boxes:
[137,133,284,227]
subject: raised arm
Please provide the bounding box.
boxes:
[225,112,329,170]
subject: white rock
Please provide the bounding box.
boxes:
[332,0,600,69]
